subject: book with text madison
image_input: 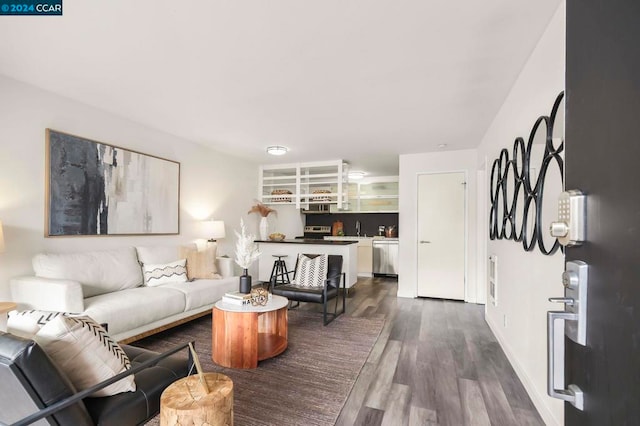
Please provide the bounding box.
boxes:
[221,296,251,306]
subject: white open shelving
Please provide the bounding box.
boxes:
[259,160,349,209]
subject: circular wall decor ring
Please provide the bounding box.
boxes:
[489,91,565,256]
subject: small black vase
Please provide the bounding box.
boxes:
[239,269,252,294]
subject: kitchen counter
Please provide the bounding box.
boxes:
[325,236,398,241]
[256,240,358,288]
[255,239,358,245]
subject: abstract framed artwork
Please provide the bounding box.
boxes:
[46,129,180,236]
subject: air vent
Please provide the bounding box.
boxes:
[489,255,498,306]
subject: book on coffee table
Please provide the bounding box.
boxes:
[221,296,252,306]
[224,291,252,300]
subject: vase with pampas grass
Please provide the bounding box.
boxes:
[248,201,276,241]
[234,218,261,293]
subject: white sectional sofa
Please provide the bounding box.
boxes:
[9,245,238,343]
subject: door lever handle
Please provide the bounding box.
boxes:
[419,240,431,244]
[549,297,575,306]
[547,311,584,410]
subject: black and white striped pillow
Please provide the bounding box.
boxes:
[294,254,328,288]
[142,258,187,286]
[8,310,72,338]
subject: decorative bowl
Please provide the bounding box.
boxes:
[269,233,286,241]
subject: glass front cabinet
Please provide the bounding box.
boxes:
[332,177,399,213]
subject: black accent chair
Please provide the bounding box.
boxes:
[270,254,346,325]
[0,331,192,426]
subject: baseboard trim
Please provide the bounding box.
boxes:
[485,314,563,426]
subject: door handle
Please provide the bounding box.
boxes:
[549,297,575,306]
[419,240,431,244]
[547,311,584,410]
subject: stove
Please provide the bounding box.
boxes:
[302,225,332,239]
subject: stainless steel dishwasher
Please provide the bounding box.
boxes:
[373,239,398,277]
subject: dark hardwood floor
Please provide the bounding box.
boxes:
[299,277,544,426]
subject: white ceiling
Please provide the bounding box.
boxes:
[0,0,562,176]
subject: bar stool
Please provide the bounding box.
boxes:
[270,255,290,287]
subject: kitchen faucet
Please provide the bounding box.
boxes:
[355,220,361,236]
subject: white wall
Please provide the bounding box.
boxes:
[269,204,305,240]
[398,149,479,302]
[0,75,259,299]
[477,3,566,425]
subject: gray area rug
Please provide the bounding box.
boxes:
[135,310,384,426]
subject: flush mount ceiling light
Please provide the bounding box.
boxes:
[348,171,366,180]
[266,145,288,156]
[437,143,448,149]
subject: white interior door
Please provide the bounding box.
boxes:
[417,172,466,300]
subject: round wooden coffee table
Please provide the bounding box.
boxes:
[212,295,288,369]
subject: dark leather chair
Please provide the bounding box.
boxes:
[270,254,346,325]
[0,331,191,426]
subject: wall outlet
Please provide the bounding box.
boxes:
[503,314,508,327]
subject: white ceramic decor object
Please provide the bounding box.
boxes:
[259,217,269,241]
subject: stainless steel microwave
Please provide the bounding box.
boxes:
[300,204,330,214]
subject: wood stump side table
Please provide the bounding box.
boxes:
[160,373,233,425]
[212,295,288,369]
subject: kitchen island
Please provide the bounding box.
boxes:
[256,239,358,289]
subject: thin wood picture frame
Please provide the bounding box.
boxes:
[45,129,180,237]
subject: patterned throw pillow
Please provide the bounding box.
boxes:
[34,315,136,397]
[8,310,71,338]
[142,259,188,286]
[294,254,328,288]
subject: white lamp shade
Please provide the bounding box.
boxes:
[203,220,226,240]
[0,220,4,253]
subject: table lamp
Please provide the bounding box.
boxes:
[203,220,226,242]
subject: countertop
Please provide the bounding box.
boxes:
[255,239,358,245]
[324,236,399,241]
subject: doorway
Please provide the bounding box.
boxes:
[417,171,466,300]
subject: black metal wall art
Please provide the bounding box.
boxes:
[489,92,564,255]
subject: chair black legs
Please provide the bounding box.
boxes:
[323,272,347,326]
[288,300,300,309]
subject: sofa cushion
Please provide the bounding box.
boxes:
[83,287,186,337]
[142,259,188,287]
[83,344,189,426]
[34,316,136,397]
[160,277,237,311]
[179,245,219,280]
[136,246,182,265]
[33,248,142,298]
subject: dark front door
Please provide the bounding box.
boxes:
[565,0,640,424]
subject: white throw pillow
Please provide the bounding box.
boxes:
[8,310,71,338]
[294,254,328,288]
[34,315,136,397]
[142,259,188,286]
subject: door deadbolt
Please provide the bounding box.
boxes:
[549,190,586,246]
